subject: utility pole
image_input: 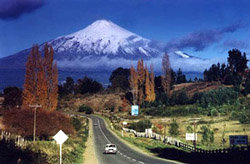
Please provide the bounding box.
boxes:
[29,104,42,142]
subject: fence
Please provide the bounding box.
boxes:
[122,127,249,154]
[0,130,28,148]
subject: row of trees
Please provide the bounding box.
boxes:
[130,59,156,105]
[22,44,58,111]
[204,49,249,94]
[58,76,103,97]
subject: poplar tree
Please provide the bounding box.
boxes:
[145,66,151,102]
[150,64,156,102]
[23,43,58,111]
[162,53,171,97]
[129,65,138,105]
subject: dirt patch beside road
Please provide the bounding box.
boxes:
[83,118,98,164]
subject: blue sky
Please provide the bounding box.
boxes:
[0,0,250,60]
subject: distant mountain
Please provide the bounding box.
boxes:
[0,19,208,88]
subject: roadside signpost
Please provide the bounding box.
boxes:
[53,130,68,164]
[122,122,127,137]
[131,105,139,116]
[186,133,198,141]
[229,135,248,146]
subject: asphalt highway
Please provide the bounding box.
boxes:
[88,115,178,164]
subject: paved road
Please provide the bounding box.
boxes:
[88,115,178,164]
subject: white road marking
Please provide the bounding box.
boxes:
[97,117,145,164]
[97,119,111,143]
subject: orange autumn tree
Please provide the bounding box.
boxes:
[130,59,156,105]
[137,59,145,105]
[145,65,151,102]
[22,43,58,111]
[149,64,156,102]
[129,65,138,105]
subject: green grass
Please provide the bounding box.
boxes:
[26,117,89,164]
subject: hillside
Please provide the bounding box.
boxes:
[173,81,231,96]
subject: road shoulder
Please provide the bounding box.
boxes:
[83,118,99,164]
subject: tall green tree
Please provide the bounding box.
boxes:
[109,67,130,91]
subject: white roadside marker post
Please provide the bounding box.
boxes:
[53,130,68,164]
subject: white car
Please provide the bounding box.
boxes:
[104,144,117,154]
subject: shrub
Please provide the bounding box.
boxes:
[230,111,239,120]
[238,113,249,124]
[3,109,75,138]
[169,120,179,137]
[3,87,22,109]
[72,117,82,131]
[129,120,152,132]
[201,125,214,145]
[211,108,219,116]
[186,125,193,133]
[78,104,93,114]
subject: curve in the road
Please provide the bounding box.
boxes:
[88,115,182,164]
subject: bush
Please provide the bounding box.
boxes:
[230,111,239,120]
[78,104,93,114]
[201,125,214,145]
[211,108,219,116]
[72,117,82,131]
[129,120,152,132]
[169,120,179,137]
[3,109,75,138]
[238,113,249,124]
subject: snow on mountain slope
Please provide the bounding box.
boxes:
[47,20,160,59]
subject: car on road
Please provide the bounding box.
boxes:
[104,144,117,154]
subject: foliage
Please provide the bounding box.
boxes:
[169,119,179,137]
[109,67,130,91]
[72,117,82,131]
[22,43,58,111]
[176,68,187,84]
[2,87,22,109]
[58,77,75,97]
[204,49,248,89]
[3,108,75,138]
[197,88,238,108]
[129,120,152,132]
[130,59,155,105]
[170,90,189,105]
[75,76,103,94]
[78,104,93,114]
[186,125,193,133]
[243,72,250,96]
[200,125,214,145]
[27,118,88,164]
[238,112,249,124]
[162,53,172,96]
[210,108,219,116]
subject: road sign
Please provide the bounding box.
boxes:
[229,135,248,145]
[131,105,139,116]
[53,130,68,145]
[186,133,197,141]
[53,130,69,164]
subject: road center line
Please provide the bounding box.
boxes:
[97,119,111,143]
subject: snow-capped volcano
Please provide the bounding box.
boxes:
[47,19,160,59]
[0,19,210,88]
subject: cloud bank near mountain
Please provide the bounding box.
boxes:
[165,23,244,52]
[56,54,222,73]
